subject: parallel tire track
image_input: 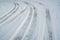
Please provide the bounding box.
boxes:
[0,3,19,24]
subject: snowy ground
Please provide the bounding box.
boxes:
[0,0,60,40]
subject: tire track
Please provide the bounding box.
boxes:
[0,5,28,39]
[0,3,16,20]
[4,5,28,24]
[46,9,52,40]
[20,2,37,40]
[13,5,33,40]
[33,2,52,40]
[0,3,19,24]
[9,4,32,40]
[0,1,52,40]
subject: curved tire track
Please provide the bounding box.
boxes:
[0,3,19,24]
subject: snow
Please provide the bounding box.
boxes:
[0,0,60,40]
